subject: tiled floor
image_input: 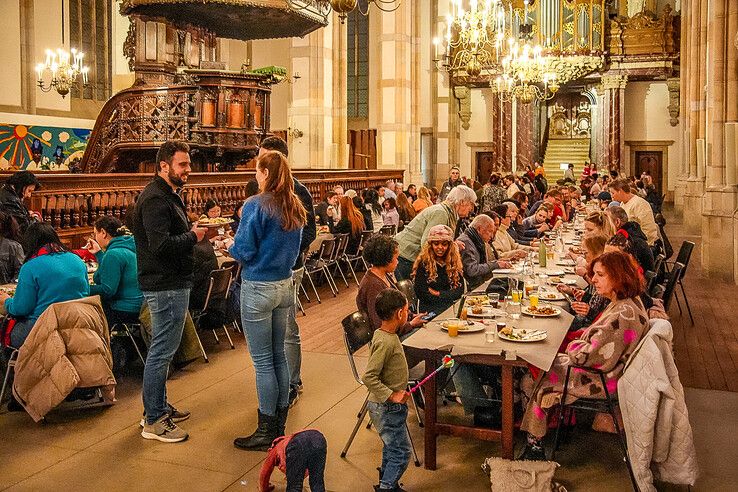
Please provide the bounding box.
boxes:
[2,211,738,491]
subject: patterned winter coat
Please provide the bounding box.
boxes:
[521,297,650,438]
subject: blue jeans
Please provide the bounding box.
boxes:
[367,401,411,489]
[285,268,304,388]
[453,364,501,414]
[142,289,190,424]
[241,277,293,415]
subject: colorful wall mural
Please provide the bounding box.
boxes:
[0,123,91,171]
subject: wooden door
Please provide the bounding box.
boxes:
[476,151,496,184]
[635,150,663,194]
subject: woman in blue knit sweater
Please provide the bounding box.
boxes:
[0,223,89,347]
[229,150,306,451]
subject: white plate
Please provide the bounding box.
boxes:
[565,240,582,246]
[499,329,548,342]
[492,268,516,274]
[556,259,576,266]
[537,291,565,301]
[543,269,566,276]
[466,307,505,318]
[439,320,486,333]
[561,278,578,285]
[522,306,562,317]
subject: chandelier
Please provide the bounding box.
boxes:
[434,0,606,104]
[286,0,401,23]
[34,2,89,98]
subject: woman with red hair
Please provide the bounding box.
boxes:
[520,251,650,460]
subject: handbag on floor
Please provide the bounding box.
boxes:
[482,457,564,492]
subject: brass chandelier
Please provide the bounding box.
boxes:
[286,0,401,23]
[434,0,606,104]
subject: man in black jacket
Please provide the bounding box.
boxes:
[0,170,41,236]
[258,136,316,406]
[132,141,207,443]
[606,206,655,272]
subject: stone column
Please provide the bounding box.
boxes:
[673,0,689,213]
[515,100,537,171]
[491,96,513,172]
[600,74,627,174]
[288,14,346,168]
[431,0,453,187]
[372,1,420,178]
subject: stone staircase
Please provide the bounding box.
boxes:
[542,138,590,182]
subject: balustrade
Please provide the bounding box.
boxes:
[8,169,402,247]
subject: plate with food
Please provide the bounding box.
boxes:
[466,306,504,318]
[465,295,489,306]
[439,319,486,333]
[522,305,561,317]
[565,239,582,246]
[498,327,548,342]
[538,291,565,301]
[556,259,576,266]
[0,286,15,296]
[543,269,566,276]
[197,217,234,227]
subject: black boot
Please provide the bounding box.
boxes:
[276,406,289,437]
[234,410,279,451]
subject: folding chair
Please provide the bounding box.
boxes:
[328,233,351,289]
[661,262,684,314]
[109,312,146,367]
[1,347,18,407]
[191,266,235,359]
[669,241,695,325]
[304,238,338,302]
[221,260,244,332]
[339,311,421,467]
[395,279,419,313]
[552,364,638,491]
[342,230,373,286]
[379,224,397,236]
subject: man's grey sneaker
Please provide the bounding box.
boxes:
[139,404,191,427]
[141,415,189,443]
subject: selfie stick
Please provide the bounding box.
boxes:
[408,355,454,393]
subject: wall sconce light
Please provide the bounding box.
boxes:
[288,127,304,139]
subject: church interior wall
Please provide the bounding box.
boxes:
[623,80,683,193]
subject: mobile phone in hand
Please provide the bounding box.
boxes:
[562,292,576,304]
[421,312,437,322]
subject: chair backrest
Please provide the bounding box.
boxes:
[347,230,373,257]
[379,224,396,236]
[644,270,656,292]
[220,260,241,280]
[318,237,337,261]
[675,241,695,280]
[203,266,234,311]
[651,284,665,299]
[341,311,374,384]
[661,262,684,311]
[657,224,674,260]
[395,279,417,312]
[332,233,350,261]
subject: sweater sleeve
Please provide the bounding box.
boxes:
[412,264,434,306]
[567,310,626,372]
[5,263,38,318]
[141,196,197,257]
[362,337,394,402]
[90,251,124,300]
[229,200,261,265]
[259,444,279,492]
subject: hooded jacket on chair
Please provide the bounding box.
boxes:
[12,296,116,422]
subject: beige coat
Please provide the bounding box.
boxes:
[12,296,116,422]
[618,319,698,491]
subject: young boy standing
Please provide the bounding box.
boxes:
[362,289,412,492]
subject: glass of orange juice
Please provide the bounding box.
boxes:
[447,320,459,337]
[529,293,539,308]
[511,289,522,303]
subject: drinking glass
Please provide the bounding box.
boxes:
[447,320,459,337]
[511,289,523,303]
[529,292,539,309]
[507,301,522,320]
[489,292,500,309]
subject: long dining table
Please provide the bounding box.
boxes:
[402,224,587,469]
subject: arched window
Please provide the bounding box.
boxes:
[347,2,369,119]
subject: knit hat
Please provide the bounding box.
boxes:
[427,224,453,242]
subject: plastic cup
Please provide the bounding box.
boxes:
[485,330,496,343]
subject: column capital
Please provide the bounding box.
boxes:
[666,76,680,127]
[600,73,628,91]
[453,85,471,130]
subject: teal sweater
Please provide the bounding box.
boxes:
[90,235,144,313]
[5,251,89,324]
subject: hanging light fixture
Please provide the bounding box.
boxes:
[35,1,89,98]
[286,0,401,23]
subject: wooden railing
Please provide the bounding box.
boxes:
[11,169,403,247]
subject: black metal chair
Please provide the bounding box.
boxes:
[649,254,667,295]
[220,260,245,331]
[339,311,421,466]
[661,262,684,314]
[342,230,373,286]
[328,233,351,289]
[552,365,638,491]
[395,279,418,313]
[109,311,147,369]
[191,266,236,360]
[0,346,18,407]
[304,238,339,302]
[669,241,695,325]
[379,224,397,236]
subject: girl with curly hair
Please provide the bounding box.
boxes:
[411,224,464,314]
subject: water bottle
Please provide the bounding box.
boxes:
[539,239,547,268]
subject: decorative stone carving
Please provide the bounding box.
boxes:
[454,86,472,130]
[667,76,680,126]
[601,73,628,90]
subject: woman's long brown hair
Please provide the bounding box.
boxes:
[395,191,416,221]
[411,239,464,288]
[256,151,307,231]
[339,196,365,236]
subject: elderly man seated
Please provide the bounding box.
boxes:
[490,204,533,260]
[457,214,511,290]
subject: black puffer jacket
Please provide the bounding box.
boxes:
[0,186,32,233]
[132,176,197,291]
